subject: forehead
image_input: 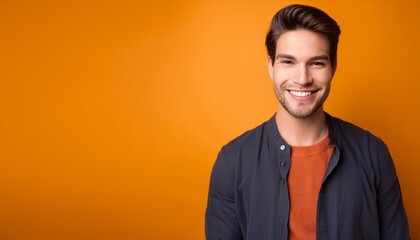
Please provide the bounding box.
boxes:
[275,29,330,58]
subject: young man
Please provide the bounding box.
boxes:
[205,4,410,240]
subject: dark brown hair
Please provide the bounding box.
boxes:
[265,4,341,70]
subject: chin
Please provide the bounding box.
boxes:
[284,105,323,119]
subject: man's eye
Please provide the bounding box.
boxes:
[310,61,325,67]
[281,60,293,64]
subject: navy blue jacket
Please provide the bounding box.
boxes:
[205,113,410,239]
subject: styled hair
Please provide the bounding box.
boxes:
[265,4,341,70]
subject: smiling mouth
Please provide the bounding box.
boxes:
[289,90,318,97]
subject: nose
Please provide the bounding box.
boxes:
[294,64,312,86]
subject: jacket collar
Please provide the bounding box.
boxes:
[267,112,338,148]
[325,112,338,147]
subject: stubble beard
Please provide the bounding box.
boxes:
[274,83,330,119]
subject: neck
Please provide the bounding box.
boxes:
[276,107,328,147]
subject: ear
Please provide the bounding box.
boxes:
[267,56,274,80]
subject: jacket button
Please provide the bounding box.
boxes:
[280,162,287,168]
[280,145,286,151]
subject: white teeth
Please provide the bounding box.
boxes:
[290,91,312,97]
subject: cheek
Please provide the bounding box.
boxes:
[272,75,285,88]
[272,69,290,84]
[313,70,333,84]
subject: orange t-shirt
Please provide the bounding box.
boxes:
[288,135,333,240]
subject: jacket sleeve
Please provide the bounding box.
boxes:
[374,140,410,239]
[205,148,243,240]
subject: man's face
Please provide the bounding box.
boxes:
[268,29,334,119]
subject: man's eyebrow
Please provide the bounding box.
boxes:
[309,55,330,61]
[275,54,296,60]
[275,54,330,61]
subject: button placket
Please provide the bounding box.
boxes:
[277,143,289,185]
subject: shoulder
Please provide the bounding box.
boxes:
[219,117,271,157]
[328,114,387,151]
[213,116,274,174]
[328,114,398,183]
[328,114,394,176]
[210,117,272,187]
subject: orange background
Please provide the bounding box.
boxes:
[1,0,419,239]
